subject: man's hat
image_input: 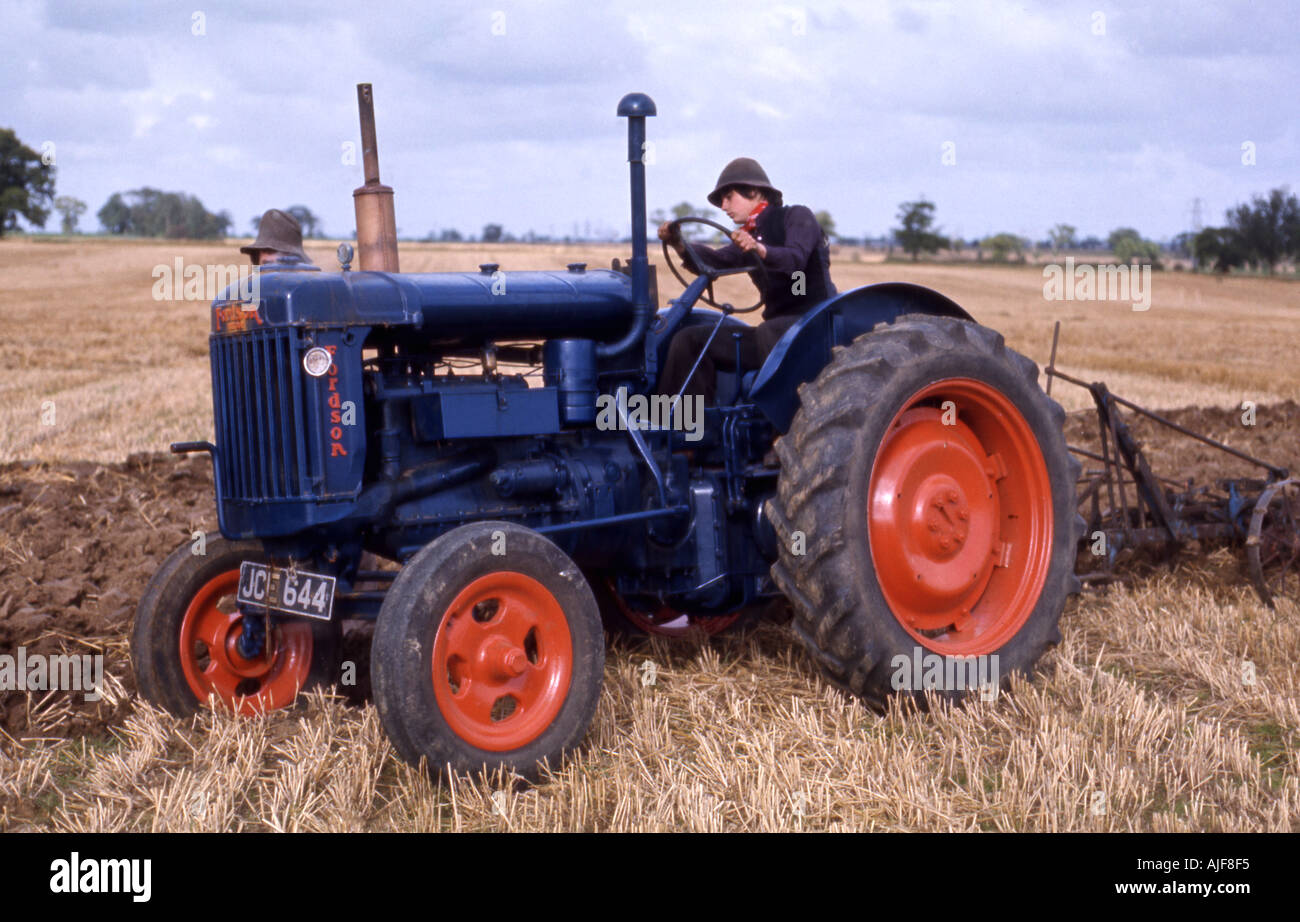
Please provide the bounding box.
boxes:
[241,209,309,261]
[707,157,781,207]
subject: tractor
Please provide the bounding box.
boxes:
[131,86,1082,778]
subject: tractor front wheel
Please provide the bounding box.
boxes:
[371,522,605,779]
[131,535,341,716]
[768,314,1082,707]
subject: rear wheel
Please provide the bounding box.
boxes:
[768,315,1082,707]
[131,535,340,716]
[588,573,752,638]
[371,522,605,779]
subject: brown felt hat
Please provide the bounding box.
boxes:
[241,209,308,261]
[707,157,781,207]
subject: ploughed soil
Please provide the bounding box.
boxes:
[2,402,1298,744]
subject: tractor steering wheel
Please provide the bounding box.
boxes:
[661,216,766,313]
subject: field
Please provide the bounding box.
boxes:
[1,237,1298,831]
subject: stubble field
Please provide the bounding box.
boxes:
[1,237,1297,831]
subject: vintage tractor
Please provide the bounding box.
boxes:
[131,86,1082,777]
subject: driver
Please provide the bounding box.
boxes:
[657,157,835,405]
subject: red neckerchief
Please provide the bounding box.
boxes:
[742,200,770,234]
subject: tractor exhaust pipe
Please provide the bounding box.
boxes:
[597,92,656,359]
[353,83,400,272]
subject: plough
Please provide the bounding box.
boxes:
[1045,321,1300,608]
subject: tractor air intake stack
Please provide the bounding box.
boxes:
[353,83,400,272]
[597,92,656,358]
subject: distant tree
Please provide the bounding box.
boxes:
[97,187,230,238]
[1193,227,1249,273]
[981,233,1027,262]
[0,128,56,237]
[1048,223,1076,256]
[99,193,132,234]
[286,204,322,238]
[1106,227,1141,253]
[814,210,836,240]
[669,201,720,241]
[1169,231,1195,260]
[1078,235,1104,251]
[482,223,504,243]
[1225,187,1300,274]
[894,199,947,261]
[54,196,87,234]
[1107,227,1161,266]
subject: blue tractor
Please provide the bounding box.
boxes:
[131,87,1081,778]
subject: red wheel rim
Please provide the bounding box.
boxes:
[606,579,742,637]
[868,378,1053,656]
[432,572,573,752]
[178,570,315,715]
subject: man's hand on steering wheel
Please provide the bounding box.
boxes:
[660,216,766,313]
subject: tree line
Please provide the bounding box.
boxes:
[0,127,325,240]
[889,190,1300,274]
[3,123,1296,269]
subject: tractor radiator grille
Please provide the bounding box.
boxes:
[210,330,314,501]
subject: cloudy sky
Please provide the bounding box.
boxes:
[6,0,1297,243]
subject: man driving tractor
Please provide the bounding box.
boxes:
[657,157,835,404]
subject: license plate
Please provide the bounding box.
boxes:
[236,561,336,621]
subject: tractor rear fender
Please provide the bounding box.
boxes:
[748,282,975,432]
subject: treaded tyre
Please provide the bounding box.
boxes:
[131,534,341,716]
[371,521,605,780]
[767,314,1082,707]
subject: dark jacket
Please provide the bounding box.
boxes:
[683,204,835,321]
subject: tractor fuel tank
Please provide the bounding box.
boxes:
[226,265,637,343]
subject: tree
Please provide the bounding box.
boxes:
[669,201,719,241]
[981,233,1027,263]
[1048,223,1076,256]
[1225,187,1300,274]
[286,204,322,238]
[0,128,56,237]
[97,187,230,238]
[1107,227,1161,267]
[1106,227,1140,253]
[482,223,504,243]
[99,193,131,234]
[814,210,836,240]
[1193,227,1249,274]
[894,199,947,261]
[54,196,87,234]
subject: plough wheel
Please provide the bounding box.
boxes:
[1247,478,1300,608]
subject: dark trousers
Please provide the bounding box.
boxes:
[659,316,797,406]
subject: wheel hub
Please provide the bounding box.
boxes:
[918,480,971,560]
[871,410,999,622]
[432,571,573,752]
[178,570,314,714]
[867,380,1053,656]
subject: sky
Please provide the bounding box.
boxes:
[4,0,1298,244]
